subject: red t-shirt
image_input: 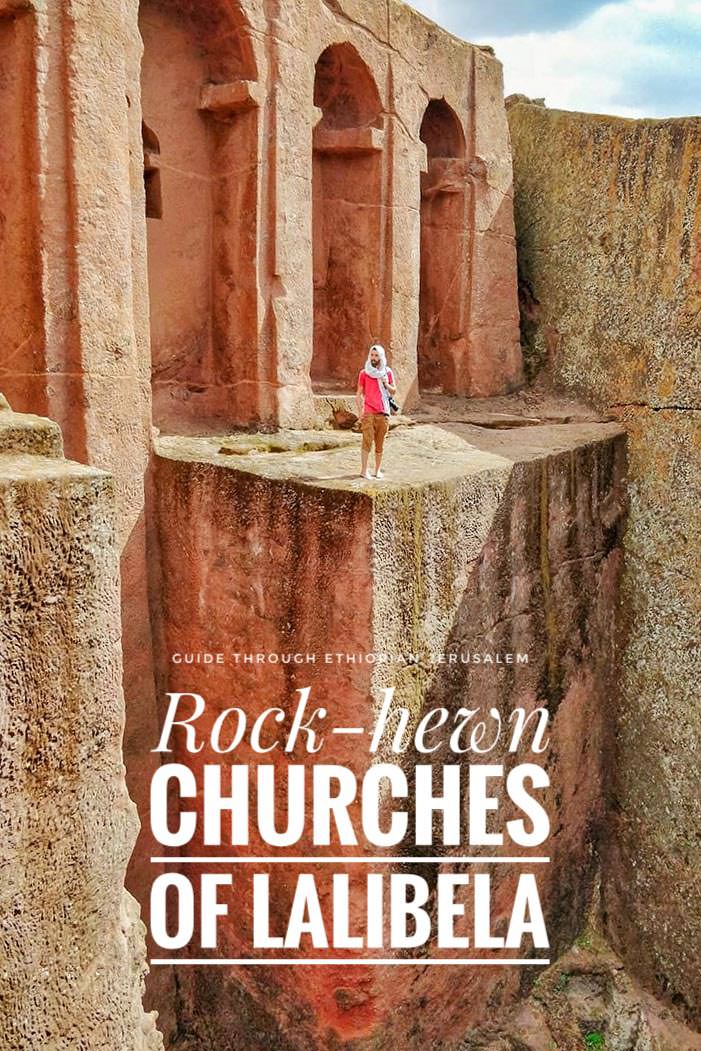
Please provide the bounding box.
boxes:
[358,368,394,415]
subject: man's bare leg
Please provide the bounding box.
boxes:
[374,419,388,478]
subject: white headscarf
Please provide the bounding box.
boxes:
[364,344,391,414]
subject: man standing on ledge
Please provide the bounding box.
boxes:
[356,343,397,480]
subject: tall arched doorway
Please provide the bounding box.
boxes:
[418,99,468,394]
[139,0,259,432]
[311,43,385,391]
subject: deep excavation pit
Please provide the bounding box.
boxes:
[3,391,699,1051]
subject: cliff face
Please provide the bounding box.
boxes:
[508,102,701,1024]
[0,403,162,1050]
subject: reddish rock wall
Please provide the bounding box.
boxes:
[140,0,261,432]
[151,443,375,1047]
[136,0,523,427]
[508,101,701,1025]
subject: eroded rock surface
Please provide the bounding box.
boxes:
[461,935,701,1051]
[0,405,162,1051]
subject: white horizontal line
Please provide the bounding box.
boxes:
[151,857,550,865]
[151,958,551,967]
[331,728,365,734]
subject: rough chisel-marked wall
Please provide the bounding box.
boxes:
[508,100,701,1025]
[368,426,626,1047]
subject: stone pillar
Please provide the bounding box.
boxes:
[384,89,424,409]
[3,0,169,1019]
[265,1,317,429]
[59,0,164,992]
[0,2,45,415]
[468,48,523,395]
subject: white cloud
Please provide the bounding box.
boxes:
[411,0,701,118]
[409,0,629,36]
[492,3,657,117]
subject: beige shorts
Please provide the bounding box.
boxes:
[361,413,389,454]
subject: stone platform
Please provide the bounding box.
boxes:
[149,395,628,1050]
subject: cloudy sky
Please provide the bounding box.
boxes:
[409,0,701,118]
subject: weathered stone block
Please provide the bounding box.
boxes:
[313,125,385,154]
[0,420,162,1049]
[199,79,262,116]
